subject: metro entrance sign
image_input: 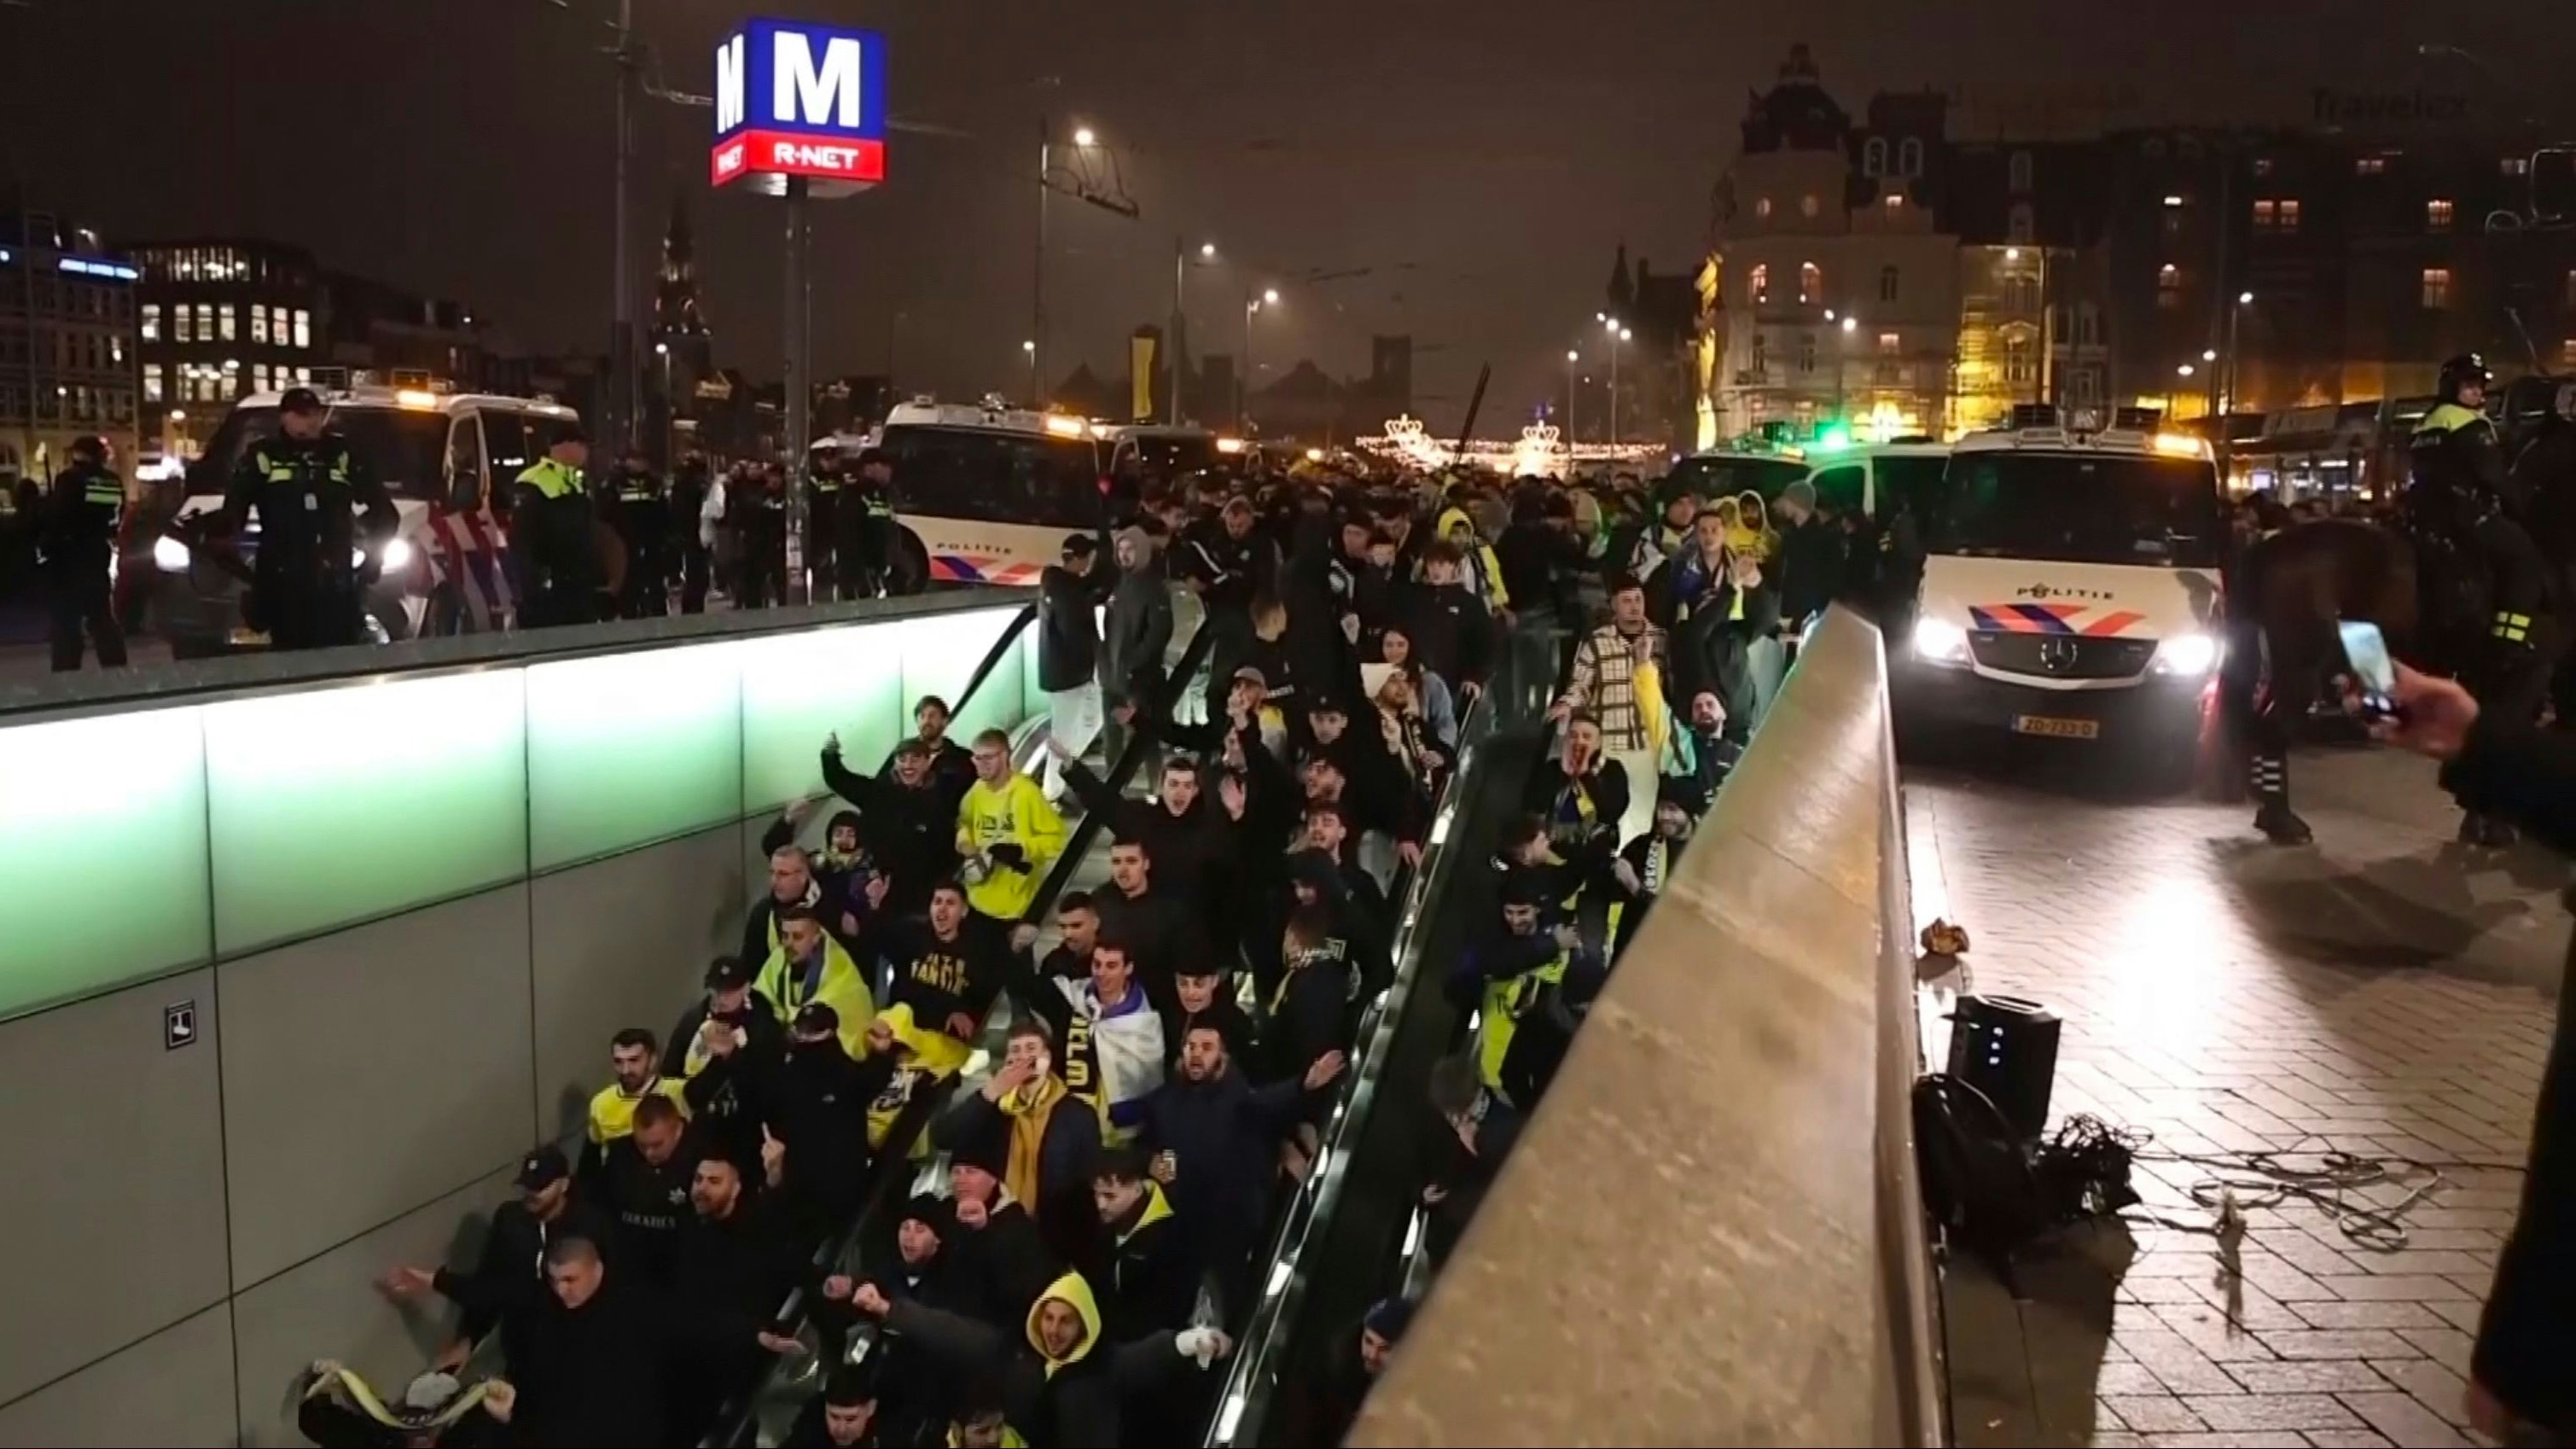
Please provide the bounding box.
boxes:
[710,17,887,195]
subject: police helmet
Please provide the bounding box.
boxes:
[2438,352,2492,404]
[68,434,109,464]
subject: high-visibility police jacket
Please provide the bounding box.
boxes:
[221,430,396,583]
[40,462,123,568]
[510,457,602,596]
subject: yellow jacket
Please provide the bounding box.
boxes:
[585,1076,690,1144]
[957,772,1067,921]
[755,932,876,1060]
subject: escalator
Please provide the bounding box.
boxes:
[1204,645,1564,1448]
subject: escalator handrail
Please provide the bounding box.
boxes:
[707,614,1218,1446]
[1204,638,1564,1447]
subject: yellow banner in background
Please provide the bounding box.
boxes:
[1131,332,1157,422]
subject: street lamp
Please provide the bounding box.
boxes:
[1241,290,1280,430]
[1566,349,1580,441]
[2178,363,2196,378]
[1604,323,1631,447]
[1840,316,1858,335]
[1035,122,1105,403]
[1073,125,1096,148]
[2202,347,2218,362]
[2238,290,2255,306]
[1023,339,1038,403]
[1172,239,1223,424]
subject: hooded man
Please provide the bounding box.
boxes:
[846,1271,1231,1449]
[1102,525,1175,764]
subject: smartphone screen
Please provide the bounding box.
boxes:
[2337,620,2399,716]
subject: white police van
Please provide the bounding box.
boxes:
[154,383,582,655]
[872,399,1118,589]
[1895,408,2227,787]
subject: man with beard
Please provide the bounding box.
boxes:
[1140,1024,1345,1318]
[823,734,958,919]
[667,1154,800,1440]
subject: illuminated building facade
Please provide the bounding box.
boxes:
[0,201,140,486]
[131,240,329,462]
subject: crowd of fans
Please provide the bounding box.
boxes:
[312,456,1861,1448]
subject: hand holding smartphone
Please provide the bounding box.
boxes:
[2337,620,2400,721]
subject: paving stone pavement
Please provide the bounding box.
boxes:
[1907,743,2566,1448]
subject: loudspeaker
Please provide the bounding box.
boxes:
[1945,994,2061,1144]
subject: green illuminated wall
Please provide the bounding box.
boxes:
[0,601,1032,1022]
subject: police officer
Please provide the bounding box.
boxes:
[2411,353,2555,846]
[603,446,672,619]
[841,446,898,596]
[40,434,130,671]
[805,441,845,602]
[221,387,398,650]
[510,426,602,629]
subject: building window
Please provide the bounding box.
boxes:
[1879,265,1900,303]
[2253,199,2276,230]
[251,305,269,344]
[2009,150,2033,194]
[173,306,192,343]
[1798,261,1822,305]
[193,303,212,341]
[2279,198,2300,232]
[2005,340,2035,386]
[1751,332,1767,377]
[1863,137,1887,177]
[1748,264,1769,306]
[110,336,124,366]
[2427,198,2455,231]
[1877,330,1900,356]
[2561,338,2576,369]
[2503,155,2532,177]
[2567,269,2576,307]
[297,365,312,385]
[1898,137,1924,177]
[217,305,235,341]
[143,365,162,404]
[2252,156,2275,177]
[141,303,160,342]
[1799,193,1819,218]
[253,363,270,393]
[2008,203,2034,242]
[2422,266,2452,309]
[2158,264,2183,309]
[1797,334,1816,374]
[1884,193,1904,213]
[2356,155,2387,176]
[293,310,311,349]
[1754,196,1773,219]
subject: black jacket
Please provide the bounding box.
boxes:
[1526,758,1630,899]
[1265,946,1354,1086]
[1039,557,1115,692]
[513,1271,677,1446]
[1099,1185,1201,1341]
[880,734,979,821]
[750,1039,891,1231]
[1103,556,1175,700]
[932,1089,1103,1260]
[2440,713,2576,1435]
[1775,517,1846,625]
[1178,521,1280,616]
[1093,880,1202,1001]
[219,430,398,589]
[939,1197,1061,1327]
[1404,581,1494,690]
[39,462,122,569]
[667,1200,802,1365]
[823,743,960,917]
[881,1292,1183,1449]
[579,1137,698,1288]
[1494,521,1589,620]
[432,1196,619,1377]
[1063,759,1237,922]
[866,915,1009,1034]
[1164,995,1260,1074]
[782,1397,883,1448]
[1139,1066,1308,1269]
[668,992,788,1166]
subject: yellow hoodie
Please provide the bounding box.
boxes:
[1023,1272,1105,1378]
[755,931,875,1060]
[957,772,1067,922]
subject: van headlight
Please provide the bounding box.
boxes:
[1911,616,1970,665]
[380,536,415,572]
[2150,631,2219,677]
[154,534,191,573]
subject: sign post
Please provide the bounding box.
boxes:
[712,17,887,600]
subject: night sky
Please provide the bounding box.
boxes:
[7,0,2564,424]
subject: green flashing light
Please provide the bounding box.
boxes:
[1815,424,1853,453]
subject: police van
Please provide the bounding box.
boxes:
[873,399,1117,588]
[154,383,582,655]
[1895,408,2227,787]
[1794,439,1952,522]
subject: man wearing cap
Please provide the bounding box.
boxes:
[842,446,899,596]
[823,733,958,918]
[667,957,784,1167]
[220,386,397,649]
[380,1143,614,1378]
[1038,529,1117,802]
[754,1001,889,1233]
[508,423,602,628]
[38,434,128,671]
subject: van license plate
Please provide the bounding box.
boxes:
[2013,714,2099,740]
